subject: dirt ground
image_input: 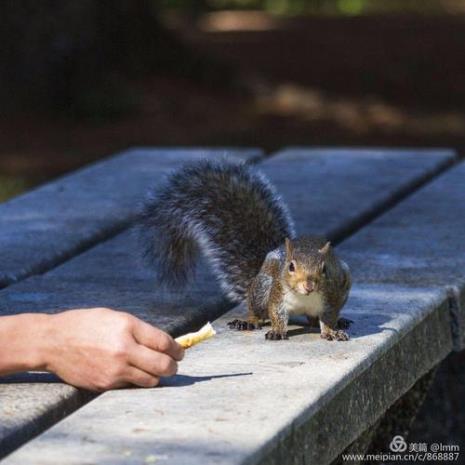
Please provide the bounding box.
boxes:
[1,12,465,199]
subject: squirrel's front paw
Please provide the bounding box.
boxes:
[265,330,288,341]
[320,329,349,341]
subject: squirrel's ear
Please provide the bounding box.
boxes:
[285,237,294,257]
[318,241,331,255]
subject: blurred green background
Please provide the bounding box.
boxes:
[163,0,463,15]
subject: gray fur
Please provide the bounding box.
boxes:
[265,248,285,262]
[248,271,274,316]
[137,159,295,302]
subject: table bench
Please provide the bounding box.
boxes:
[0,147,463,464]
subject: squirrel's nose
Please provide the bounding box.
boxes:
[304,281,315,293]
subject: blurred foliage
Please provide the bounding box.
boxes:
[160,0,465,15]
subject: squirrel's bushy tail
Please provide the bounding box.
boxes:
[137,159,295,302]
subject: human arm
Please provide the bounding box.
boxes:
[0,308,184,391]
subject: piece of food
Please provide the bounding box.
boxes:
[175,322,216,349]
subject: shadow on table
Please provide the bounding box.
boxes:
[287,312,398,340]
[161,372,253,387]
[0,371,254,387]
[0,372,61,384]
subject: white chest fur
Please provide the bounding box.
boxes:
[282,290,325,317]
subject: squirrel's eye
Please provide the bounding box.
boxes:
[289,262,295,273]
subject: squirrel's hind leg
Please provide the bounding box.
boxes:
[228,270,273,331]
[336,317,353,330]
[227,317,262,331]
[306,315,353,330]
[227,295,265,331]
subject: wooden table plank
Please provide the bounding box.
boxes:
[0,148,456,461]
[340,160,465,350]
[0,374,93,460]
[3,287,450,465]
[0,148,258,459]
[259,147,456,241]
[0,148,259,289]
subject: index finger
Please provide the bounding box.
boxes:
[131,319,184,361]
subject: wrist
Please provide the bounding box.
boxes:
[0,313,54,375]
[19,313,55,371]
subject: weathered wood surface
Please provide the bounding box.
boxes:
[4,289,450,465]
[0,148,258,289]
[255,148,456,241]
[341,161,465,351]
[0,148,456,463]
[0,148,258,459]
[0,374,94,461]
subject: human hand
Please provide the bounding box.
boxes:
[39,308,184,391]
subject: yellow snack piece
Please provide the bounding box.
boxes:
[175,322,216,349]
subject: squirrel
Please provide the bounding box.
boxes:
[138,159,352,341]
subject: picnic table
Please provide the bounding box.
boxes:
[0,147,464,464]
